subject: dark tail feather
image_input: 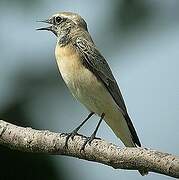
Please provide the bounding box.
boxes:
[124,113,148,176]
[124,113,141,147]
[139,169,148,176]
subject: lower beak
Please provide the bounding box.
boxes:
[36,26,53,31]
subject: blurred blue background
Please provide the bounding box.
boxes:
[0,0,178,179]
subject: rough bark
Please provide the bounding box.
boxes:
[0,120,178,178]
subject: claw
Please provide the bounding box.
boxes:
[80,135,100,151]
[80,113,104,152]
[80,137,91,151]
[64,130,78,148]
[61,132,68,137]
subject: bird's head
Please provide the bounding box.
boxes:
[37,12,88,37]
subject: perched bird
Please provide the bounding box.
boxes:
[37,12,147,175]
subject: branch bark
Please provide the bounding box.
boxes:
[0,120,178,178]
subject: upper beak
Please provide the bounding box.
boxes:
[36,19,52,24]
[36,18,57,36]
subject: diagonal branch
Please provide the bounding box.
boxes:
[0,120,178,178]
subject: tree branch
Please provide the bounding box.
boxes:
[0,120,178,178]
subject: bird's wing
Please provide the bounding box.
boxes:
[75,37,141,147]
[75,37,127,113]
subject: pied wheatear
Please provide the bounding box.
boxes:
[37,12,147,175]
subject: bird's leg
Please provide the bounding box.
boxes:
[81,113,105,151]
[65,112,94,147]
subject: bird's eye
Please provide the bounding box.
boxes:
[55,16,62,24]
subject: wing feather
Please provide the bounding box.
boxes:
[75,37,127,112]
[74,37,141,147]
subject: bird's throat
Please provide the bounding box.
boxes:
[58,34,70,47]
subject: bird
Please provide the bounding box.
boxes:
[37,12,147,175]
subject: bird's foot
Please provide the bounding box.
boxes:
[63,112,95,149]
[80,133,101,152]
[64,130,79,148]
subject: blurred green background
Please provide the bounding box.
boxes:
[0,0,178,179]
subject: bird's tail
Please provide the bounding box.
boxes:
[124,114,148,176]
[105,111,148,176]
[138,169,148,176]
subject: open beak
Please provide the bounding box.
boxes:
[36,19,57,36]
